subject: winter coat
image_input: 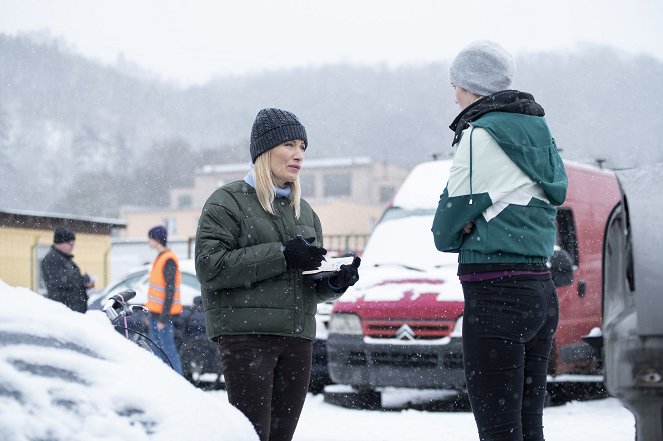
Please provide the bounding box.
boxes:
[195,180,342,341]
[41,246,90,313]
[432,90,568,264]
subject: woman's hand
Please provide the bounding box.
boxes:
[329,256,361,289]
[283,236,327,271]
[463,222,474,234]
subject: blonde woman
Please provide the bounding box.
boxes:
[195,108,360,441]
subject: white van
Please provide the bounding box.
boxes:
[326,158,618,397]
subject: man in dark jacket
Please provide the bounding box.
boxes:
[41,227,95,313]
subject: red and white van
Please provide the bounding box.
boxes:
[327,159,623,393]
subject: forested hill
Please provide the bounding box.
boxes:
[1,34,661,216]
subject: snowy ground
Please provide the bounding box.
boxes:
[202,389,635,441]
[0,281,636,441]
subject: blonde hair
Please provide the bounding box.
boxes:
[253,150,302,218]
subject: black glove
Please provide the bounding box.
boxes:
[283,236,327,271]
[329,256,361,289]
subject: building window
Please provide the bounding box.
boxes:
[178,194,192,209]
[163,218,177,235]
[324,173,351,197]
[300,177,315,198]
[379,185,395,203]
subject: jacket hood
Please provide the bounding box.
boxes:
[450,90,544,146]
[472,112,568,206]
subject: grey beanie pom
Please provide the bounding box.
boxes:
[449,40,515,96]
[250,108,308,162]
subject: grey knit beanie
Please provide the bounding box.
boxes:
[449,40,515,96]
[250,108,308,162]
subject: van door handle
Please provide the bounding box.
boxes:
[578,280,586,297]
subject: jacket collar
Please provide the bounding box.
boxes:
[51,245,74,259]
[244,169,292,199]
[449,90,545,146]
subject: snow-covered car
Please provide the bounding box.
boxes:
[0,280,257,441]
[327,159,622,404]
[88,260,334,392]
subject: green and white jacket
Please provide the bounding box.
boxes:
[432,110,568,265]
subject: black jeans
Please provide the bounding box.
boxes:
[461,275,559,441]
[216,335,312,441]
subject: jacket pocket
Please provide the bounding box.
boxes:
[295,225,318,242]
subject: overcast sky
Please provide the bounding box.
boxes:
[1,0,662,86]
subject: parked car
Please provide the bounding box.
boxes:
[326,159,622,402]
[0,280,258,440]
[88,259,333,392]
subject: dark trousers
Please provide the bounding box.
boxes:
[216,335,312,441]
[461,276,559,441]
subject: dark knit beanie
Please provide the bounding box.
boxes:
[54,227,76,244]
[148,225,168,246]
[250,108,308,163]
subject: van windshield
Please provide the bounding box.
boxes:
[361,208,458,272]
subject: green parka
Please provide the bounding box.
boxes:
[195,180,341,341]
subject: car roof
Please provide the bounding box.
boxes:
[123,258,196,275]
[391,160,453,210]
[0,281,257,439]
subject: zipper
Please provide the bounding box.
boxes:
[469,126,475,205]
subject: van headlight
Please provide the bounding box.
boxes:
[329,313,363,335]
[450,315,463,338]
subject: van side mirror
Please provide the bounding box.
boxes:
[550,248,574,287]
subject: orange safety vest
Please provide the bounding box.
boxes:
[145,249,182,315]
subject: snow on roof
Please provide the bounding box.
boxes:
[391,160,453,210]
[0,207,126,227]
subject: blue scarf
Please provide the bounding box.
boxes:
[244,168,292,198]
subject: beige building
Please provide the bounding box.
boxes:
[120,157,409,254]
[0,209,126,292]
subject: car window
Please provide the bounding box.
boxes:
[361,213,458,271]
[181,272,201,290]
[556,209,579,266]
[105,271,148,296]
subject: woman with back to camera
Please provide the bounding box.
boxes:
[432,41,568,441]
[195,108,360,441]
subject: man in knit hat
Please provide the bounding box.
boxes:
[41,227,96,313]
[432,41,567,440]
[145,225,183,375]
